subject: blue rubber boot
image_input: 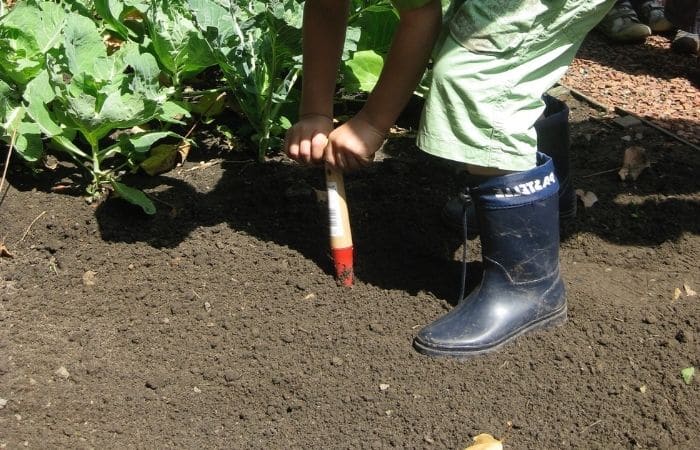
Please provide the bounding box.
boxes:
[414,153,567,358]
[442,95,575,237]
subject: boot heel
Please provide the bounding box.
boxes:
[535,306,568,331]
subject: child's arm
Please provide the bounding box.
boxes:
[325,0,443,170]
[285,0,442,170]
[285,0,351,164]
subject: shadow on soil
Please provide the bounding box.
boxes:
[5,95,698,302]
[83,112,699,302]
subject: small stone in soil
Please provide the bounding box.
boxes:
[331,357,344,366]
[223,370,240,382]
[55,366,70,379]
[145,378,165,390]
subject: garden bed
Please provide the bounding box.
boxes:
[1,48,699,450]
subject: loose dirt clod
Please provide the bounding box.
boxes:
[82,271,97,286]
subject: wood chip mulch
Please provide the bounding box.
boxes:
[562,33,699,146]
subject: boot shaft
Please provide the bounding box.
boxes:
[473,153,561,282]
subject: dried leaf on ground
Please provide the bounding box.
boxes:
[42,155,59,170]
[684,284,697,297]
[140,142,191,176]
[575,189,598,208]
[618,146,651,181]
[464,433,503,450]
[0,243,13,258]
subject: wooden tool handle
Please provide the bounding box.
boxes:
[325,165,354,286]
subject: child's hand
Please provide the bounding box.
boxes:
[324,115,385,172]
[284,114,334,164]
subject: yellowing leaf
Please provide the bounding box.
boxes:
[140,142,191,176]
[618,146,650,181]
[191,92,227,117]
[464,433,503,450]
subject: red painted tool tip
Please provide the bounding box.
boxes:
[331,246,354,286]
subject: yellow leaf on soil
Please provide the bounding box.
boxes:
[464,433,503,450]
[140,142,191,176]
[673,287,682,300]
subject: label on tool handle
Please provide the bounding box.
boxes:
[327,181,343,238]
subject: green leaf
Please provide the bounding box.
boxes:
[63,14,110,80]
[146,2,215,84]
[159,100,191,124]
[354,6,398,56]
[124,47,166,101]
[0,2,66,85]
[2,105,24,134]
[681,367,695,385]
[5,120,44,162]
[187,0,237,52]
[342,50,384,93]
[51,135,90,159]
[130,131,181,154]
[110,181,156,215]
[94,0,133,40]
[24,70,62,137]
[0,77,17,122]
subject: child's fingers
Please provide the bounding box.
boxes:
[324,141,337,167]
[311,132,329,163]
[283,128,296,157]
[299,134,313,163]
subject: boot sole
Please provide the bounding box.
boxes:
[412,304,568,359]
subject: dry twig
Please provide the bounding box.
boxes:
[0,128,17,210]
[18,210,46,243]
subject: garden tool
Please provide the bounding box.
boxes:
[325,165,354,286]
[414,153,567,357]
[442,94,576,237]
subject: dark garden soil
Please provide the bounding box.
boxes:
[1,37,699,449]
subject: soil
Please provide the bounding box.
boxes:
[1,36,699,449]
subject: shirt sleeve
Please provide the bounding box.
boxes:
[391,0,433,10]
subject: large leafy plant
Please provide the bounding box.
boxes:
[341,0,398,93]
[0,1,65,160]
[189,0,303,161]
[0,2,178,213]
[95,0,217,92]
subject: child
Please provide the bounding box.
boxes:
[284,0,615,358]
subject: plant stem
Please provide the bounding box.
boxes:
[183,87,228,97]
